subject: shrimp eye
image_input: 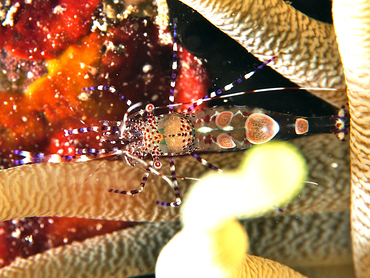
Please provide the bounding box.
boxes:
[154,161,162,169]
[146,104,154,112]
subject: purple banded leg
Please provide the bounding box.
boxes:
[168,18,179,112]
[156,156,182,207]
[12,148,123,166]
[75,147,122,158]
[12,150,46,165]
[112,151,180,206]
[186,56,277,112]
[108,165,150,196]
[192,153,223,173]
[11,150,78,165]
[64,124,120,137]
[99,121,124,141]
[83,85,134,106]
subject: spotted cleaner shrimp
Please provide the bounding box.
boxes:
[12,20,349,207]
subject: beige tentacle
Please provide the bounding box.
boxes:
[0,160,180,222]
[333,0,370,277]
[237,255,307,278]
[244,211,352,275]
[0,221,181,278]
